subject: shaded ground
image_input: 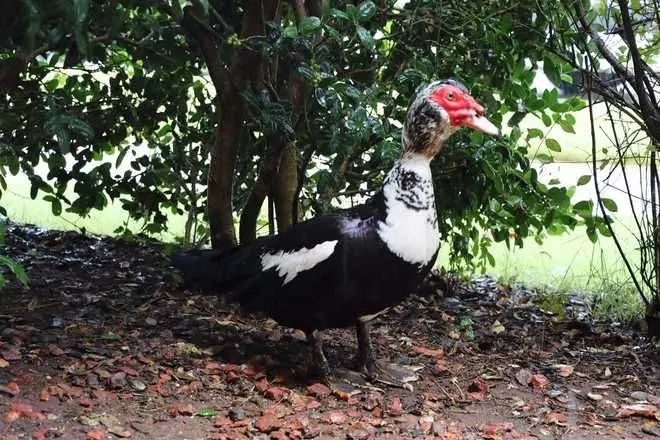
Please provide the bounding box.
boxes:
[0,223,658,440]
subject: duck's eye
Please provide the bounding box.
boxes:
[446,92,455,101]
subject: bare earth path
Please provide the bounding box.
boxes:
[0,224,658,440]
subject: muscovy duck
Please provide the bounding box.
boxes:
[172,79,498,388]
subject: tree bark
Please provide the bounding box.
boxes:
[273,141,298,231]
[239,138,286,243]
[182,1,279,250]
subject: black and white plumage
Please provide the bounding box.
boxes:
[172,79,498,387]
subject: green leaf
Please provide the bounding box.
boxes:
[195,407,216,417]
[559,119,575,133]
[527,128,543,139]
[508,111,527,127]
[355,25,375,51]
[330,8,348,20]
[345,4,359,23]
[299,16,321,34]
[601,198,618,212]
[358,1,376,20]
[577,175,591,185]
[545,138,561,152]
[541,112,552,127]
[282,25,297,38]
[98,332,121,341]
[536,153,553,164]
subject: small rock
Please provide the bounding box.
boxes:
[129,379,146,391]
[326,411,347,424]
[130,421,152,434]
[107,425,132,438]
[228,406,246,421]
[145,318,158,326]
[387,397,403,416]
[87,373,100,388]
[587,392,603,401]
[254,413,279,432]
[79,415,100,427]
[631,391,660,404]
[346,429,370,440]
[306,383,331,399]
[110,372,127,389]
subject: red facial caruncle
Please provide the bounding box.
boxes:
[429,85,499,136]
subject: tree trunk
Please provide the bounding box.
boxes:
[188,0,280,250]
[239,139,286,244]
[273,141,298,231]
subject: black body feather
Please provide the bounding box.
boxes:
[171,189,437,333]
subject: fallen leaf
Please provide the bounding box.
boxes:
[0,359,8,368]
[0,382,20,396]
[264,386,288,401]
[490,320,505,335]
[482,421,513,437]
[412,345,444,358]
[552,364,574,377]
[530,374,550,390]
[1,347,21,361]
[515,368,533,386]
[617,404,660,420]
[544,412,568,425]
[467,377,488,400]
[85,431,105,440]
[255,413,279,432]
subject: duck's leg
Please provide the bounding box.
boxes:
[307,330,331,378]
[356,320,418,390]
[306,330,366,393]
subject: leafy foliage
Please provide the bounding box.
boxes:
[1,0,591,272]
[0,222,29,288]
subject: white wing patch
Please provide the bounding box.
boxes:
[260,240,338,285]
[377,153,440,265]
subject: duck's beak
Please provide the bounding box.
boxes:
[463,113,500,136]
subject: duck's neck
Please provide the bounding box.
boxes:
[381,152,434,211]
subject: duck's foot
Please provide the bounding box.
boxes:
[364,359,419,391]
[323,368,372,396]
[356,320,420,391]
[306,330,367,395]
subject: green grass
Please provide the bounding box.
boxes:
[2,174,189,240]
[506,101,649,163]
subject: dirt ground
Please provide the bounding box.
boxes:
[0,223,658,440]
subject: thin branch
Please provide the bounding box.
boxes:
[587,69,650,305]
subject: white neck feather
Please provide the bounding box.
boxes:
[377,152,440,266]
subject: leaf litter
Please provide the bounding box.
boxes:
[0,223,657,439]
